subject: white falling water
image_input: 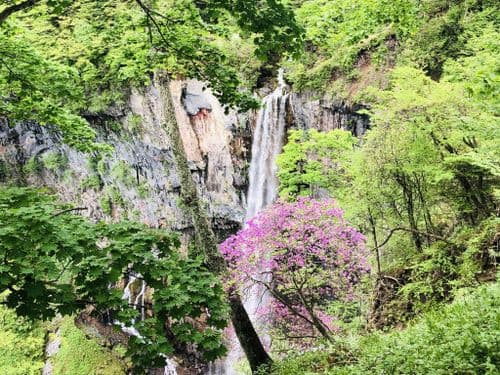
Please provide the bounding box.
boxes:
[119,273,178,375]
[243,68,289,345]
[216,70,289,374]
[246,69,289,221]
[117,274,144,338]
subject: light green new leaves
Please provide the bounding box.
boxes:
[0,26,101,151]
[277,128,355,199]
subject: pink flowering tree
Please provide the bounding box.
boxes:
[220,197,370,342]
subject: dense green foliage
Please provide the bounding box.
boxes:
[285,0,418,91]
[271,281,500,374]
[272,0,498,368]
[0,186,228,371]
[276,129,355,199]
[285,0,499,95]
[353,66,498,302]
[0,0,498,372]
[278,76,498,318]
[1,0,302,149]
[0,22,100,151]
[277,1,499,308]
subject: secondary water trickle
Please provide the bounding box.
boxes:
[119,273,179,375]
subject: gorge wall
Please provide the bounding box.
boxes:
[0,81,368,238]
[0,81,250,243]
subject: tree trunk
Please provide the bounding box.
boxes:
[154,72,272,372]
[229,294,273,373]
[395,173,422,251]
[368,209,381,277]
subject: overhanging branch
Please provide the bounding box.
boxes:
[373,226,453,252]
[0,0,40,24]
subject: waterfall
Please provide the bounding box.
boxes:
[246,69,289,220]
[215,70,289,374]
[117,274,144,338]
[243,68,288,346]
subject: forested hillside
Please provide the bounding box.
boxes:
[0,0,498,374]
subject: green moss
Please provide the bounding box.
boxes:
[100,195,112,216]
[129,209,142,221]
[81,174,102,190]
[0,299,46,375]
[41,151,68,172]
[87,156,99,173]
[100,186,125,215]
[0,159,8,180]
[96,158,108,176]
[23,156,42,175]
[51,317,127,375]
[111,161,135,187]
[0,298,126,375]
[105,120,122,134]
[126,114,143,135]
[109,186,125,206]
[62,169,76,183]
[137,182,149,198]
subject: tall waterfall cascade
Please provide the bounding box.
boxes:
[217,70,289,374]
[246,70,289,221]
[243,68,289,343]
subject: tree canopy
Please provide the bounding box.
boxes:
[0,186,228,371]
[0,0,303,149]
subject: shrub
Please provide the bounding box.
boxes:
[273,282,500,374]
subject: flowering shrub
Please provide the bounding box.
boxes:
[220,197,370,341]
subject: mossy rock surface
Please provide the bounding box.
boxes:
[51,317,127,375]
[0,296,45,375]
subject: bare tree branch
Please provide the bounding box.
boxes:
[373,226,453,252]
[0,0,40,24]
[134,0,210,82]
[51,207,88,217]
[251,277,315,326]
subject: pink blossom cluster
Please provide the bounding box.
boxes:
[220,197,370,340]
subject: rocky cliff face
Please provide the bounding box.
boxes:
[289,91,369,136]
[0,81,368,239]
[0,80,250,243]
